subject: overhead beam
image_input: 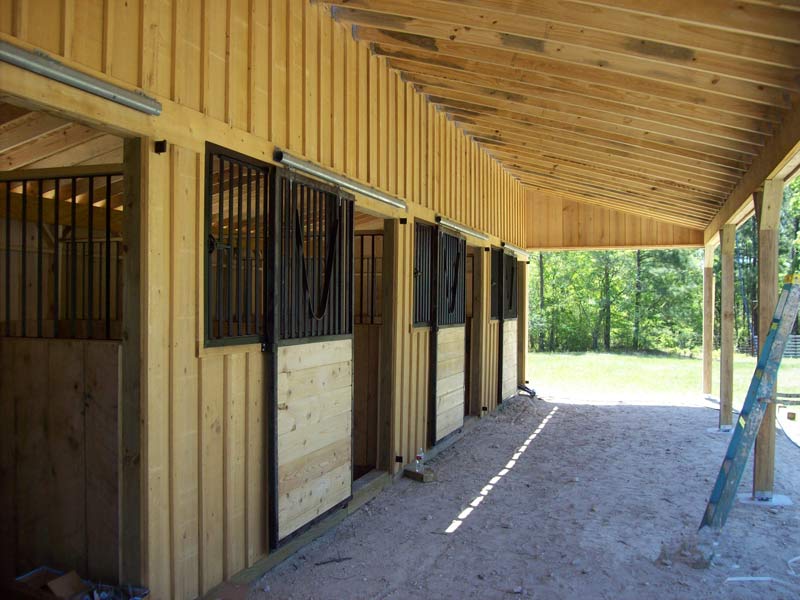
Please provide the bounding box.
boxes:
[371,41,783,123]
[401,70,767,149]
[574,0,800,42]
[356,26,791,107]
[335,5,800,93]
[446,108,746,180]
[705,103,800,241]
[328,0,800,68]
[417,86,755,165]
[485,146,725,210]
[459,123,737,194]
[385,54,777,132]
[479,140,729,202]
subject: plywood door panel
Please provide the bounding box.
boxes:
[275,339,353,541]
[85,341,121,582]
[502,319,518,401]
[354,324,381,470]
[0,338,119,580]
[435,326,465,441]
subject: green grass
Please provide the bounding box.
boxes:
[526,351,800,407]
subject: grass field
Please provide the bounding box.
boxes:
[526,351,800,407]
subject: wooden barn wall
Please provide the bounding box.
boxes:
[0,1,525,247]
[435,325,466,442]
[0,2,527,598]
[525,190,704,250]
[0,338,119,583]
[502,319,518,401]
[276,340,352,541]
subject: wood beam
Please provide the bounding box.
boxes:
[328,0,800,68]
[401,70,767,149]
[0,122,105,170]
[521,180,709,229]
[335,5,800,95]
[719,224,735,427]
[515,173,711,228]
[703,243,716,396]
[754,178,784,498]
[372,41,782,122]
[424,94,752,172]
[356,26,792,108]
[385,54,777,133]
[460,124,736,195]
[477,139,729,202]
[415,82,760,159]
[447,109,745,181]
[575,0,800,42]
[705,101,800,242]
[487,149,724,212]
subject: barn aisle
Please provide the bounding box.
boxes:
[226,393,800,600]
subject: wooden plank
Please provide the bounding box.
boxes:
[719,224,735,428]
[85,341,121,582]
[277,339,352,371]
[224,352,247,578]
[245,351,266,567]
[754,179,783,495]
[702,245,715,395]
[169,146,199,599]
[0,339,15,581]
[45,340,85,574]
[270,0,288,147]
[199,355,224,595]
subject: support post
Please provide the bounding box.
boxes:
[719,224,735,428]
[702,243,715,397]
[754,179,784,498]
[517,259,528,386]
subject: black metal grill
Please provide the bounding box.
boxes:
[278,172,353,340]
[490,248,502,320]
[205,145,272,345]
[503,253,518,319]
[413,222,434,326]
[1,171,124,340]
[355,233,383,325]
[437,231,466,326]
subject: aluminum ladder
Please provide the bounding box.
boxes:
[700,274,800,530]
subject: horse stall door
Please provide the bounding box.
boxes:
[271,175,354,546]
[353,229,383,480]
[0,142,126,584]
[432,231,467,444]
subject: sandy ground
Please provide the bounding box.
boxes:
[241,390,800,600]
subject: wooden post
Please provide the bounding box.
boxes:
[719,224,735,428]
[754,179,784,498]
[517,259,528,386]
[702,243,715,396]
[120,138,142,584]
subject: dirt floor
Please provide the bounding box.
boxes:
[240,390,800,599]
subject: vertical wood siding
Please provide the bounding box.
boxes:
[502,319,518,401]
[0,2,527,599]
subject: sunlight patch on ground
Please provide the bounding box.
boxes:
[444,406,559,534]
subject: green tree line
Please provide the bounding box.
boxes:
[529,178,800,354]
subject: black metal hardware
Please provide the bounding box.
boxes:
[277,171,353,340]
[204,143,272,346]
[413,222,434,326]
[1,172,124,340]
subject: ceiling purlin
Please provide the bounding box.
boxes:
[324,0,800,229]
